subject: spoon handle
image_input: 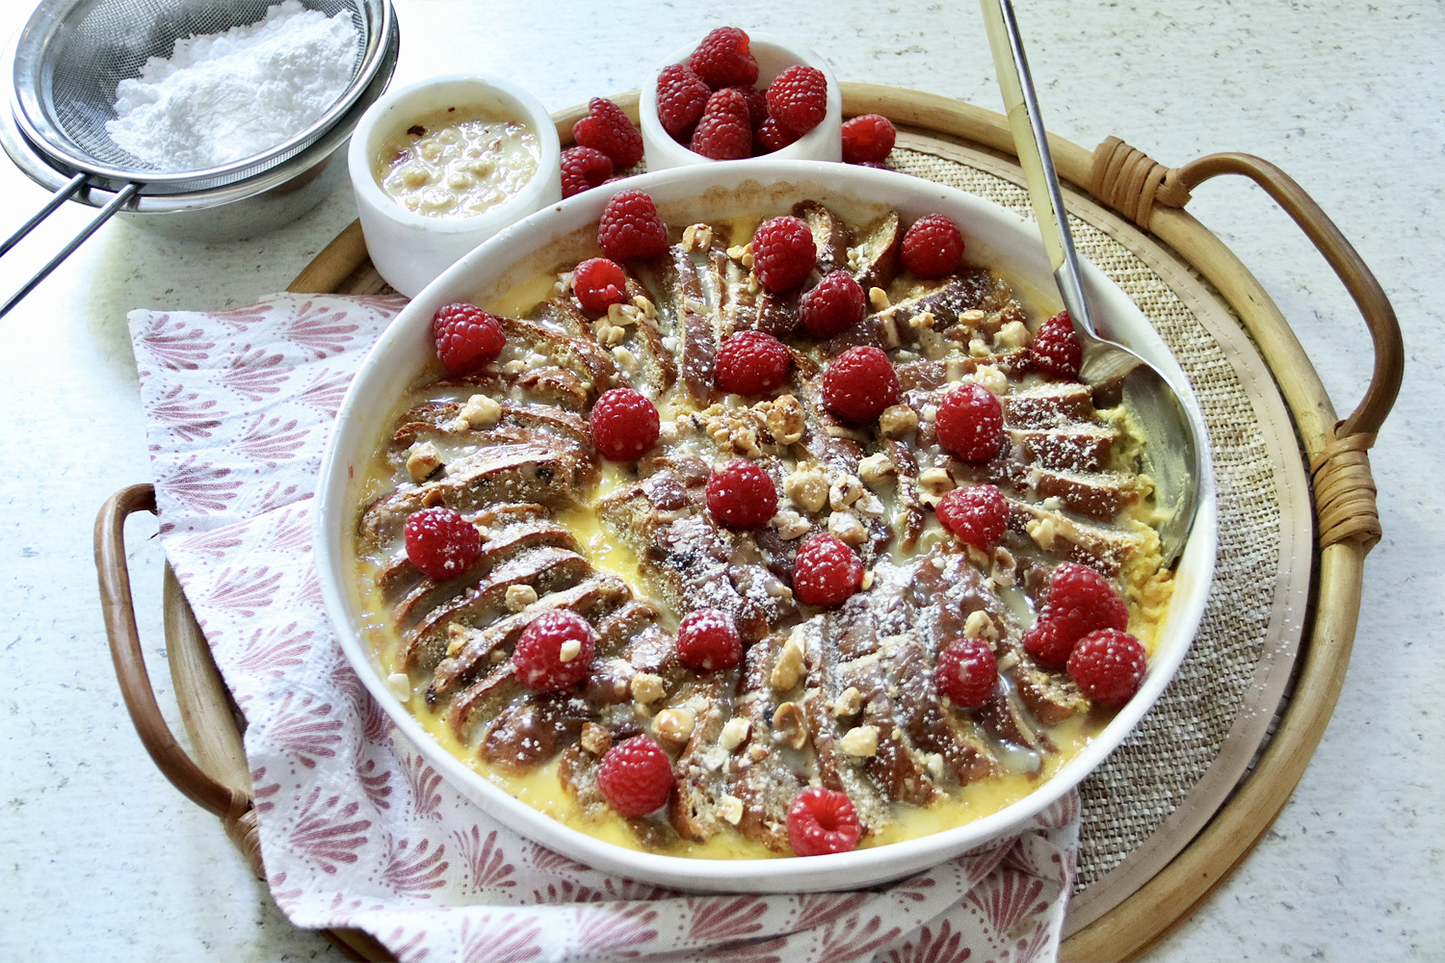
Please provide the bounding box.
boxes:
[979,0,1093,334]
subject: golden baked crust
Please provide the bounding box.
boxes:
[352,199,1168,855]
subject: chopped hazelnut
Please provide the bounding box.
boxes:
[832,686,863,717]
[385,672,412,704]
[720,794,744,825]
[879,404,919,438]
[719,716,751,752]
[683,222,713,251]
[869,286,890,311]
[505,584,538,612]
[1027,516,1058,550]
[974,364,1008,396]
[770,510,811,540]
[770,629,806,691]
[828,511,868,546]
[772,702,808,749]
[611,345,638,371]
[784,467,829,512]
[828,474,865,510]
[858,453,896,486]
[630,671,666,704]
[918,466,955,496]
[406,441,442,481]
[458,393,502,428]
[581,722,612,756]
[653,707,696,745]
[994,319,1029,349]
[766,395,806,445]
[838,725,879,757]
[964,609,999,642]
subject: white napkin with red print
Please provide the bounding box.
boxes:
[128,292,1081,963]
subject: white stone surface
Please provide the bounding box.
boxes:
[0,0,1439,959]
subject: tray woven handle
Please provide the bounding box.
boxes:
[93,484,264,876]
[1090,138,1403,552]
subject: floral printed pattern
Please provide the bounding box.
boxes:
[129,294,1081,962]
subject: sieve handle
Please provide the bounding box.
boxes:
[0,172,88,258]
[0,180,140,318]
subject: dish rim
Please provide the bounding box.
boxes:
[313,158,1218,892]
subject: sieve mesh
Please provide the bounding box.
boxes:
[12,0,384,190]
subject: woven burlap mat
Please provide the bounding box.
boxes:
[887,141,1305,911]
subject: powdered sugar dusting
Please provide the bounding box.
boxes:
[106,0,359,171]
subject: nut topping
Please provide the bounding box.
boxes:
[772,702,808,749]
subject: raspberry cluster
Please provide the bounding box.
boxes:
[1024,566,1149,709]
[655,27,832,160]
[562,99,642,197]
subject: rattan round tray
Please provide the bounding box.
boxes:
[95,84,1401,963]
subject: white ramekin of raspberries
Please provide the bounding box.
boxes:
[639,29,842,170]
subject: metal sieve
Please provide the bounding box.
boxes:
[1,0,394,315]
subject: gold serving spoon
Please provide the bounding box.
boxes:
[980,0,1201,566]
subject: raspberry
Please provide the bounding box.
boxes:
[572,97,643,169]
[792,532,863,607]
[656,64,712,139]
[598,189,669,261]
[572,257,628,314]
[1024,562,1129,667]
[1021,618,1076,669]
[689,27,758,90]
[403,507,481,580]
[729,85,769,130]
[676,608,743,672]
[1030,311,1083,379]
[765,65,828,136]
[755,116,799,153]
[589,387,660,462]
[841,113,896,164]
[934,637,999,708]
[512,610,597,692]
[705,459,779,529]
[936,483,1008,552]
[750,215,815,292]
[714,330,791,395]
[597,735,675,816]
[901,213,966,279]
[433,302,505,375]
[798,270,866,338]
[822,345,899,423]
[1044,561,1129,635]
[559,146,613,198]
[1067,628,1147,707]
[689,87,753,160]
[935,383,1004,462]
[787,787,860,856]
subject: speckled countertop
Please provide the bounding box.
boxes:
[1,1,1439,959]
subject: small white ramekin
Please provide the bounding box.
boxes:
[348,73,561,298]
[639,32,842,171]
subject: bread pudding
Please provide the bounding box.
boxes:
[349,189,1172,859]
